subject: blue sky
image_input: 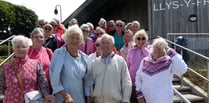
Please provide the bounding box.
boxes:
[4,0,85,22]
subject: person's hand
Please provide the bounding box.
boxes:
[44,94,55,103]
[138,97,146,103]
[142,41,149,48]
[63,95,74,103]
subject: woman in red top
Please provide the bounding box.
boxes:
[0,35,54,103]
[28,28,53,89]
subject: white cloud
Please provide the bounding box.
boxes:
[4,0,85,22]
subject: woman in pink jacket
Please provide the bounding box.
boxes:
[126,29,150,103]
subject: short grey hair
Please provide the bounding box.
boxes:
[86,22,94,30]
[96,26,105,33]
[12,35,31,48]
[30,27,44,38]
[150,37,169,54]
[116,20,125,26]
[100,33,115,44]
[80,24,90,31]
[62,25,84,44]
[132,20,140,27]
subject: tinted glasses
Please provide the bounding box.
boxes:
[116,24,123,27]
[44,27,52,31]
[96,43,100,47]
[137,37,146,41]
[82,30,90,33]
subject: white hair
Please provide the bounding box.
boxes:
[80,24,90,31]
[30,27,43,38]
[86,22,94,30]
[132,20,140,27]
[12,35,31,48]
[150,37,169,54]
[62,25,84,44]
[100,34,115,44]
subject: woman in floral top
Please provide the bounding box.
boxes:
[0,35,54,103]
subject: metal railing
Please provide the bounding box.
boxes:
[158,35,209,103]
[173,87,191,103]
[0,35,15,67]
[0,35,15,57]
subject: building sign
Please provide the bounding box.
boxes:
[153,0,209,11]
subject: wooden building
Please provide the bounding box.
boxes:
[63,0,209,55]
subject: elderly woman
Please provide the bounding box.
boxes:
[88,37,102,62]
[28,27,53,90]
[126,29,150,103]
[132,21,140,35]
[0,35,54,103]
[50,25,93,103]
[78,24,94,55]
[43,23,59,52]
[113,20,125,51]
[120,29,135,59]
[135,38,187,103]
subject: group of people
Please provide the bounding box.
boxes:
[0,17,188,103]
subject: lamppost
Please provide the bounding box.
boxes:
[54,4,62,22]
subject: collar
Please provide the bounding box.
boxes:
[12,55,29,64]
[102,52,115,64]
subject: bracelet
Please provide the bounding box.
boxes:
[63,94,69,99]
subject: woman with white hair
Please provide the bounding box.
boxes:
[0,35,54,103]
[135,38,187,103]
[50,25,93,103]
[78,23,94,55]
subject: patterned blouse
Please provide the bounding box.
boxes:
[0,56,50,103]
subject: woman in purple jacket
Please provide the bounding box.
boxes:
[126,29,150,103]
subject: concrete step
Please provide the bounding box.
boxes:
[173,94,205,103]
[0,95,3,103]
[173,85,191,94]
[173,77,181,85]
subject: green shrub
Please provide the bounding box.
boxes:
[0,45,9,56]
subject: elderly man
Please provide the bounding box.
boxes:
[91,34,132,103]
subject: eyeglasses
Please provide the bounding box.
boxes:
[51,24,57,27]
[44,28,52,31]
[39,23,45,26]
[82,30,90,33]
[137,37,146,41]
[116,24,123,27]
[33,36,44,39]
[14,45,28,49]
[97,32,103,36]
[96,43,100,47]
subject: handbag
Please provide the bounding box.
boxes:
[11,63,44,103]
[24,90,44,103]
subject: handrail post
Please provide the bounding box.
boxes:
[8,40,11,56]
[207,60,209,103]
[180,48,184,87]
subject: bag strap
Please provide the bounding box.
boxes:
[11,63,24,93]
[46,48,52,60]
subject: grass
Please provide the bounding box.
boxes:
[184,59,208,91]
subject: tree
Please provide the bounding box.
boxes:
[0,1,38,38]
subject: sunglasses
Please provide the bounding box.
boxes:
[39,23,45,26]
[96,43,100,47]
[33,36,44,39]
[116,25,123,27]
[137,37,146,41]
[97,32,103,36]
[82,30,90,33]
[44,28,52,31]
